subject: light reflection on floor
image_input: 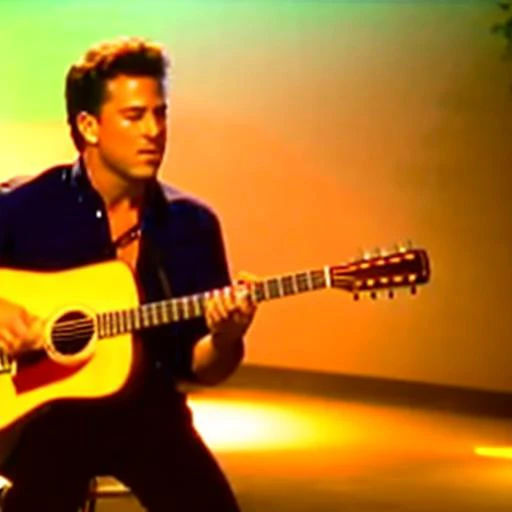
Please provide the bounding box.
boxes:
[189,388,512,458]
[188,390,348,452]
[187,388,512,511]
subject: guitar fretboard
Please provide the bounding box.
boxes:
[96,268,333,338]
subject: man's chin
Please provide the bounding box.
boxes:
[130,163,161,180]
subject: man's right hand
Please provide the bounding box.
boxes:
[0,298,43,356]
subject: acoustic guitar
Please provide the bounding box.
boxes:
[0,245,430,465]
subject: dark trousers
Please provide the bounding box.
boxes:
[0,376,240,512]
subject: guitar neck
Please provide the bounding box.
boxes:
[96,267,337,338]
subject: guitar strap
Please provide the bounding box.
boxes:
[112,223,142,250]
[142,227,174,301]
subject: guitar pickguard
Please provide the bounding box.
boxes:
[12,353,86,393]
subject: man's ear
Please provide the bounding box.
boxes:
[76,111,99,146]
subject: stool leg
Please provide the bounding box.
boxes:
[82,496,96,512]
[80,479,98,512]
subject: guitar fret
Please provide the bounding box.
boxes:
[296,272,310,293]
[119,310,126,334]
[262,280,270,301]
[150,303,158,326]
[105,312,112,336]
[122,310,128,333]
[96,314,104,338]
[253,283,265,302]
[156,303,162,326]
[160,302,169,324]
[165,302,174,323]
[180,299,187,320]
[134,309,142,330]
[142,306,150,328]
[281,275,294,296]
[121,311,127,333]
[171,300,178,322]
[267,278,281,299]
[277,278,284,297]
[111,312,118,336]
[190,297,197,319]
[188,297,198,319]
[117,311,124,334]
[127,309,134,332]
[311,270,325,290]
[290,274,298,294]
[306,271,314,291]
[181,299,190,320]
[117,310,123,334]
[176,299,184,321]
[324,265,332,288]
[105,313,111,337]
[192,295,202,317]
[157,303,163,325]
[112,312,118,335]
[125,309,131,333]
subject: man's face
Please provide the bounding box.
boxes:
[95,74,168,181]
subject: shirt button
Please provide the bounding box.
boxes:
[155,361,163,370]
[96,210,103,219]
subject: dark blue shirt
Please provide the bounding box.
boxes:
[0,161,231,385]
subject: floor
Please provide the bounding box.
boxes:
[92,385,512,511]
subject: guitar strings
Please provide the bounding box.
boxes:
[43,276,358,340]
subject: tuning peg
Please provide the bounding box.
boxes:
[370,290,378,300]
[410,285,417,295]
[353,292,360,301]
[388,289,395,299]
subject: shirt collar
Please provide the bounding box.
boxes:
[68,156,168,225]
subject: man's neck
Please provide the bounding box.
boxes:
[82,152,146,211]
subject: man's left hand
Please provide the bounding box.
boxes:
[204,272,258,349]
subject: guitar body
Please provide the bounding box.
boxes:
[0,260,138,433]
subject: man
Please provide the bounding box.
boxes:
[0,37,255,511]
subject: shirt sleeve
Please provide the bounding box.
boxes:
[0,183,13,264]
[170,208,232,382]
[0,176,33,265]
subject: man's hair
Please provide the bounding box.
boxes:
[65,37,170,151]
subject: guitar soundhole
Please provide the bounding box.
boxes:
[51,311,95,355]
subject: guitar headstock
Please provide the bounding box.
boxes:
[330,245,430,300]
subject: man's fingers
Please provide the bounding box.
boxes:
[10,316,32,343]
[0,328,15,355]
[233,284,256,315]
[26,318,45,348]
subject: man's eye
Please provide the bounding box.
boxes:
[155,109,167,120]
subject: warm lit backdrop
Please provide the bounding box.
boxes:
[1,0,511,392]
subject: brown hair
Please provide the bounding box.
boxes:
[65,37,170,151]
